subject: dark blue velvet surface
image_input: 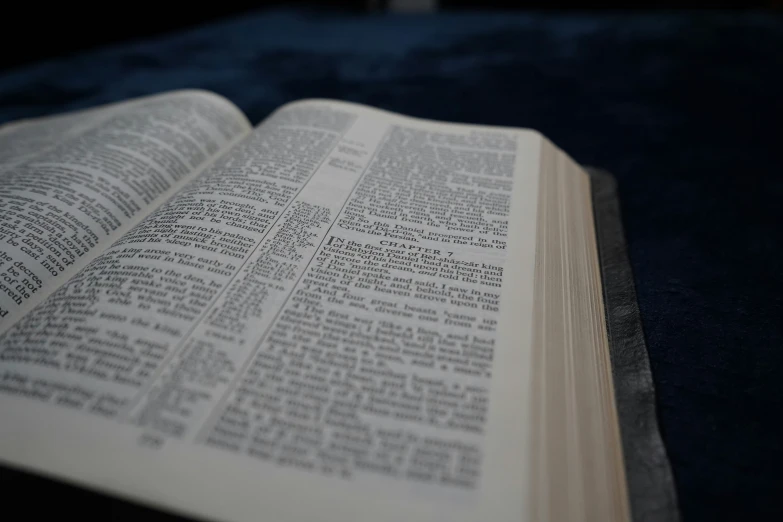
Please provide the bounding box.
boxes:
[1,9,781,521]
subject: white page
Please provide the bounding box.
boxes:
[0,90,251,330]
[0,99,542,522]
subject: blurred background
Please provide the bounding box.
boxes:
[2,1,781,70]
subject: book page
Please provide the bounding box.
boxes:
[0,100,542,522]
[0,90,251,330]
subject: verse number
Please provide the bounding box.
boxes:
[138,433,165,450]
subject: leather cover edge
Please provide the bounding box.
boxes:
[586,167,680,522]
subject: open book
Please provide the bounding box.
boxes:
[0,90,631,522]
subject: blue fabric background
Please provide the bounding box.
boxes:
[1,9,781,521]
